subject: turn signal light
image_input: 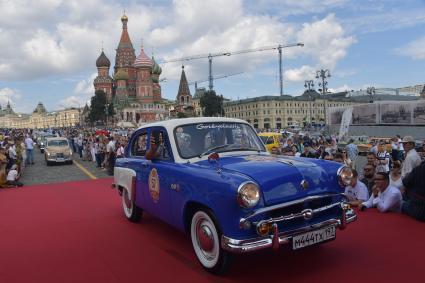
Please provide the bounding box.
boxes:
[257,222,271,236]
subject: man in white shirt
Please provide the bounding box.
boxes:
[401,136,421,179]
[360,172,402,213]
[24,135,34,165]
[344,169,369,207]
[6,164,23,187]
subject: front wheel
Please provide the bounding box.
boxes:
[122,187,141,222]
[190,210,231,274]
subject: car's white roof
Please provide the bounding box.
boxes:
[136,117,249,132]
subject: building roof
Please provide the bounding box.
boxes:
[176,66,191,100]
[95,51,111,68]
[134,47,153,68]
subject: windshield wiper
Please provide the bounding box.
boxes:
[199,144,232,158]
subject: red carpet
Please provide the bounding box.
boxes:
[0,179,424,283]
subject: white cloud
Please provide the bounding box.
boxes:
[74,73,97,95]
[284,65,316,82]
[296,14,356,69]
[396,36,425,60]
[328,84,352,93]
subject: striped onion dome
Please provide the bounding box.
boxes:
[134,47,153,68]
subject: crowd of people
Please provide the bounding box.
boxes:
[1,126,424,222]
[268,131,424,221]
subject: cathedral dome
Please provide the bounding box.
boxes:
[134,48,153,68]
[96,51,111,68]
[151,56,162,76]
[114,69,129,80]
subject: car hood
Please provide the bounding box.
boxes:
[213,154,342,206]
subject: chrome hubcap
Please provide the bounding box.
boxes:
[197,222,214,252]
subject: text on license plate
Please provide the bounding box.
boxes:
[56,158,65,161]
[292,226,336,250]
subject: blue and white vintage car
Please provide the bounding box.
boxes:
[113,117,356,274]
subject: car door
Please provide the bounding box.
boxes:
[139,127,174,223]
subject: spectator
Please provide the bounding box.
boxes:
[366,152,377,168]
[346,138,358,169]
[24,134,34,165]
[360,164,376,195]
[6,164,23,187]
[401,161,425,222]
[359,172,402,213]
[389,160,403,190]
[8,141,17,169]
[147,131,169,159]
[370,140,378,156]
[333,152,344,163]
[401,136,421,179]
[391,136,401,161]
[344,169,369,207]
[376,141,390,173]
[271,147,281,155]
[0,147,7,188]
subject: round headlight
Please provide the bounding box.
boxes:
[237,181,260,208]
[337,166,353,186]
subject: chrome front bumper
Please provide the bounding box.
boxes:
[221,209,356,253]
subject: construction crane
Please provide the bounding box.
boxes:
[188,72,244,93]
[161,43,304,94]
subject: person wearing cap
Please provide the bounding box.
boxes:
[401,136,421,179]
[6,164,23,187]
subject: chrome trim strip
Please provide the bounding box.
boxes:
[223,211,357,253]
[252,201,343,226]
[240,193,347,225]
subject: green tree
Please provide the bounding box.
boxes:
[89,90,107,124]
[177,112,187,118]
[200,90,224,117]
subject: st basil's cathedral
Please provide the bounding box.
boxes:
[93,14,168,125]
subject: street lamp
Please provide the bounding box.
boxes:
[366,87,376,103]
[304,80,314,125]
[315,69,331,127]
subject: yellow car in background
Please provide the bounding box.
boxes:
[258,132,282,153]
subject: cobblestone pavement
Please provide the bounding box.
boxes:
[19,146,367,186]
[20,147,110,186]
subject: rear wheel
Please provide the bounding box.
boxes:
[122,187,141,222]
[190,210,231,274]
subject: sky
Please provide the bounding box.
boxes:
[1,0,425,114]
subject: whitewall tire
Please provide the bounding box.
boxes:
[122,187,141,222]
[190,210,231,274]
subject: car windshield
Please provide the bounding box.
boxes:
[259,136,268,144]
[47,140,68,147]
[174,122,265,159]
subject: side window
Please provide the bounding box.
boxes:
[132,132,147,157]
[266,137,274,145]
[148,130,170,160]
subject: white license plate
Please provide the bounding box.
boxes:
[56,158,65,162]
[292,226,336,250]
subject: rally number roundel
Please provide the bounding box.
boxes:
[149,168,160,203]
